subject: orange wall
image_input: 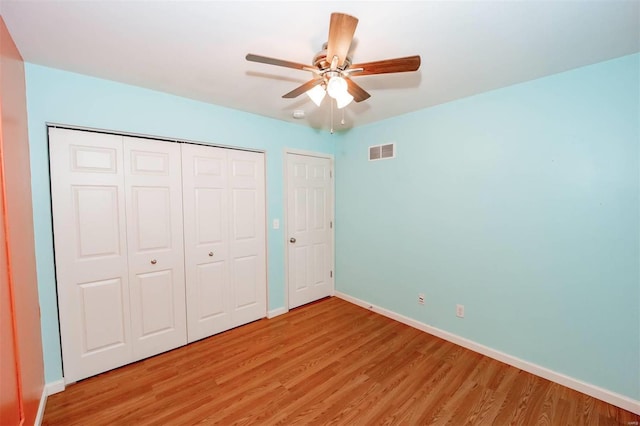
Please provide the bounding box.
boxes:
[0,15,45,425]
[0,111,21,426]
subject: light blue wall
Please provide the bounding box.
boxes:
[24,64,334,383]
[335,54,640,400]
[26,54,640,400]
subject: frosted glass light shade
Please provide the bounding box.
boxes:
[327,76,348,99]
[336,91,354,109]
[306,85,326,107]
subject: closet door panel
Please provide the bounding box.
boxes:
[233,255,258,308]
[227,150,266,326]
[123,137,187,359]
[182,144,231,342]
[78,278,127,352]
[135,270,176,335]
[196,261,227,318]
[49,128,132,383]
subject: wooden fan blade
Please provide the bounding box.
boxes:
[326,13,358,69]
[283,79,324,99]
[246,53,309,71]
[350,55,421,76]
[345,79,371,102]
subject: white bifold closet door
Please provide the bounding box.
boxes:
[122,136,187,360]
[181,143,266,342]
[51,127,267,383]
[50,128,133,383]
[50,128,187,383]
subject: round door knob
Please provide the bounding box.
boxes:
[208,252,214,257]
[289,238,296,243]
[150,259,157,265]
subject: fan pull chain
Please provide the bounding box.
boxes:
[330,99,334,134]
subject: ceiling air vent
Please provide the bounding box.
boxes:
[369,143,395,161]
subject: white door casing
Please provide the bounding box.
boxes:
[123,137,187,360]
[49,128,132,383]
[182,144,266,342]
[286,152,334,309]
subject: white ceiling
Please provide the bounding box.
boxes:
[1,1,638,131]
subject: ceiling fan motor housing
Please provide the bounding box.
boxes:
[313,43,353,72]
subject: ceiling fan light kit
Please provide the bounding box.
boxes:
[326,75,347,98]
[306,84,326,106]
[335,91,354,109]
[246,12,421,128]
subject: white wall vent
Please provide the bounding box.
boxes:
[369,143,395,161]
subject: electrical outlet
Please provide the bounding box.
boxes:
[418,293,425,305]
[456,304,465,318]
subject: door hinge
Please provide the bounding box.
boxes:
[330,170,333,178]
[330,221,333,229]
[330,270,333,278]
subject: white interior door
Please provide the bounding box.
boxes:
[49,128,132,383]
[182,144,266,342]
[123,136,187,360]
[286,153,334,309]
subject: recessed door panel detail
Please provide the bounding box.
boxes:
[232,160,255,177]
[130,150,169,175]
[233,256,257,308]
[313,188,326,230]
[195,157,223,176]
[294,188,307,232]
[132,187,172,251]
[195,188,224,245]
[79,278,126,354]
[314,244,327,285]
[71,145,117,173]
[73,186,121,258]
[197,262,227,320]
[136,270,175,337]
[293,247,308,291]
[312,165,326,179]
[232,189,256,240]
[293,164,306,178]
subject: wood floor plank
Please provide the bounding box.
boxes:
[43,297,640,425]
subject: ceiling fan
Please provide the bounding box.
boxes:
[246,12,421,110]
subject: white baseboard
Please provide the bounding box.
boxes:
[35,386,47,426]
[45,379,65,395]
[34,380,66,425]
[335,291,640,415]
[267,307,288,319]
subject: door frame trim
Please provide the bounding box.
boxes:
[283,148,335,311]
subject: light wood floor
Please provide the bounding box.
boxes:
[44,297,638,425]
